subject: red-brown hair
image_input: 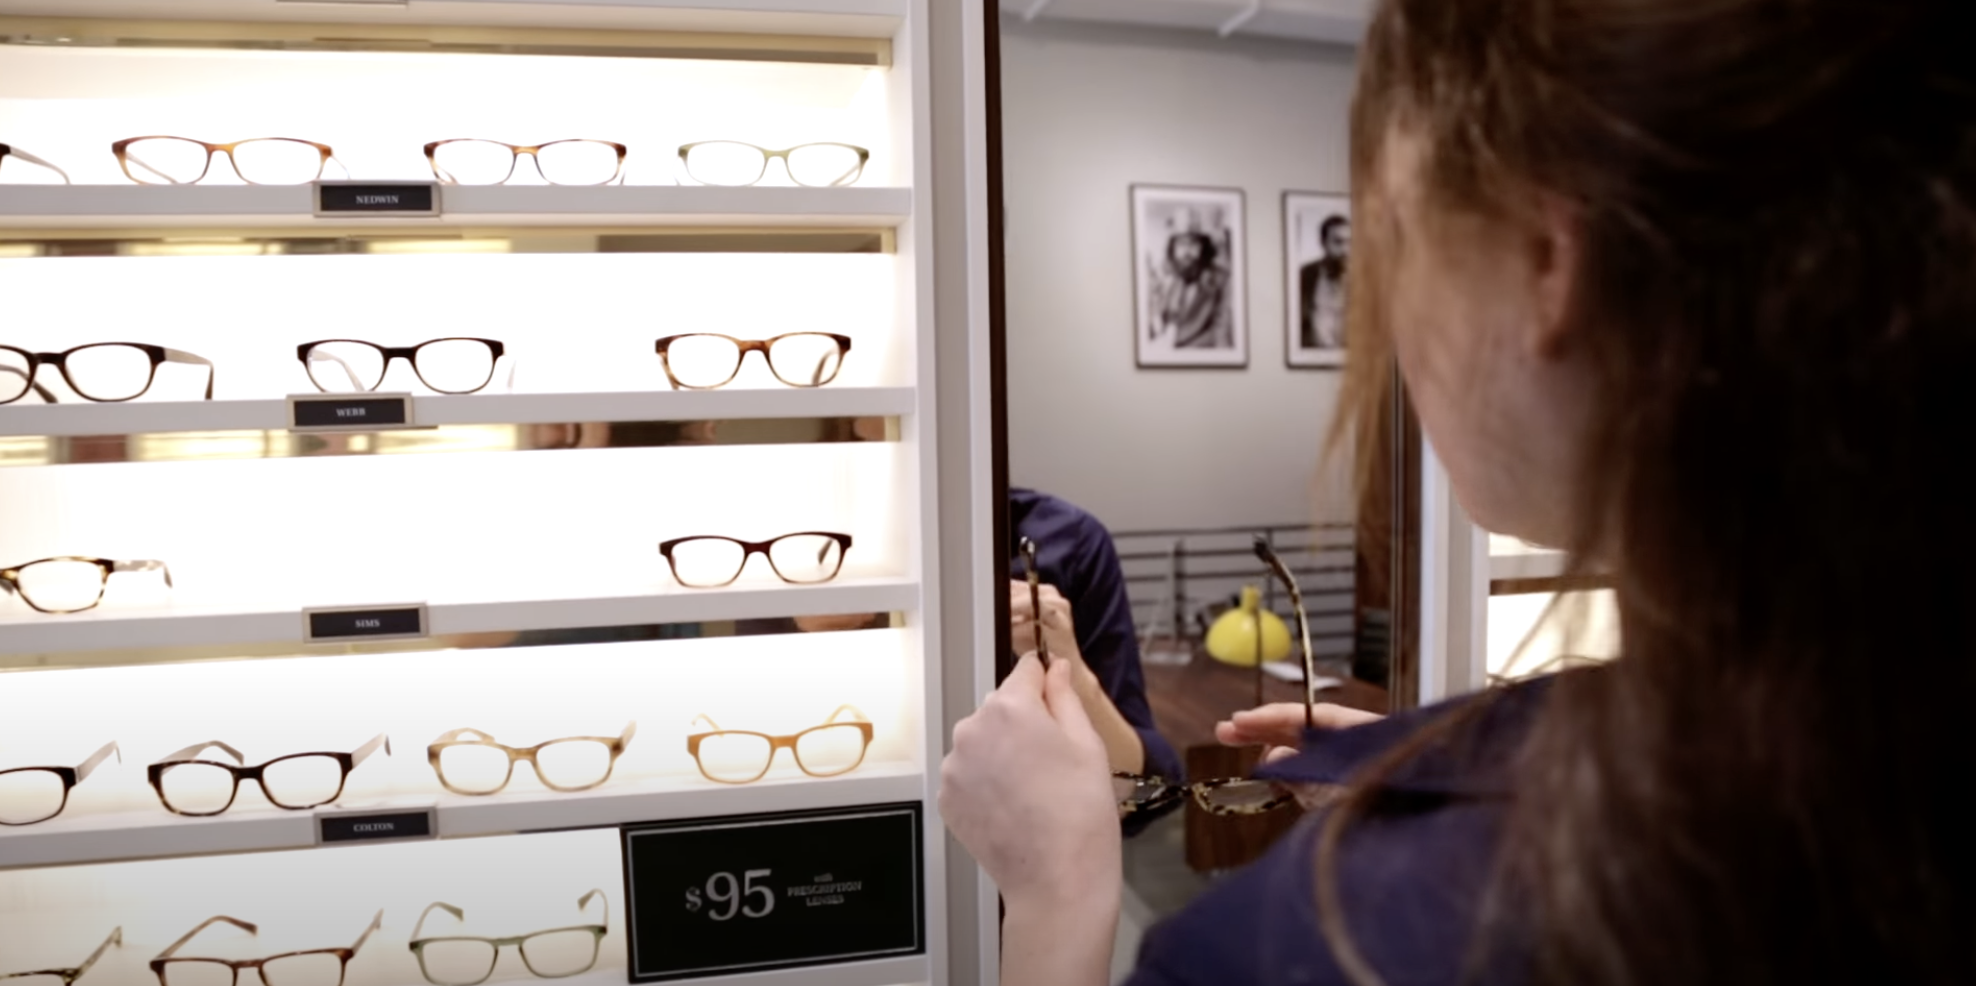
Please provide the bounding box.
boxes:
[1328,1,1976,983]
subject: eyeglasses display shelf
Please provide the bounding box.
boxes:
[0,185,913,231]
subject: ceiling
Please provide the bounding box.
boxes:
[1003,0,1370,45]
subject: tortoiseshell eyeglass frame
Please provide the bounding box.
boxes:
[296,338,506,395]
[423,139,628,186]
[150,911,382,986]
[145,734,390,816]
[0,741,120,826]
[0,557,173,614]
[111,136,335,186]
[653,333,853,390]
[408,890,610,986]
[2,926,121,985]
[426,723,637,796]
[1019,536,1049,665]
[0,344,215,404]
[685,705,874,784]
[658,531,854,588]
[1112,535,1336,817]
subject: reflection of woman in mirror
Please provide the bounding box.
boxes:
[1299,215,1351,349]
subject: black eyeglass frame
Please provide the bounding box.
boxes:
[146,734,390,817]
[658,532,854,588]
[0,343,214,404]
[296,338,506,395]
[0,741,120,826]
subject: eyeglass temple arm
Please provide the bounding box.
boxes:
[351,733,390,767]
[432,727,497,744]
[348,909,384,954]
[123,147,187,185]
[1253,536,1316,731]
[75,927,123,977]
[824,704,868,725]
[688,714,722,732]
[410,902,465,942]
[577,888,610,929]
[4,146,71,183]
[0,365,59,403]
[619,721,638,745]
[113,559,173,588]
[156,739,245,765]
[163,349,216,400]
[155,916,257,961]
[1020,537,1048,662]
[305,348,366,391]
[75,740,121,782]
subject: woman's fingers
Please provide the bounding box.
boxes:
[1215,702,1387,748]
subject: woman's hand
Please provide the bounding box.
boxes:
[1216,702,1385,810]
[1009,579,1083,665]
[941,653,1121,911]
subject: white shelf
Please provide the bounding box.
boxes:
[1487,535,1569,581]
[0,0,909,37]
[0,763,923,870]
[0,185,914,230]
[0,577,919,657]
[0,387,917,439]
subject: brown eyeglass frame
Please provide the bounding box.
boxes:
[1018,536,1050,665]
[427,722,636,796]
[0,558,173,614]
[0,741,119,826]
[1113,535,1324,817]
[145,734,389,816]
[658,532,853,588]
[0,343,215,404]
[150,911,381,986]
[686,705,874,784]
[297,338,507,395]
[423,139,628,186]
[653,333,853,390]
[3,926,121,986]
[111,136,335,185]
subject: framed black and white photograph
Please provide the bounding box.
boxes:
[1131,184,1247,368]
[1284,191,1351,369]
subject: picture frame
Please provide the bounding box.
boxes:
[1283,190,1351,369]
[1130,184,1248,368]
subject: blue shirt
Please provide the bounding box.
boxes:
[1123,679,1550,985]
[1010,488,1184,803]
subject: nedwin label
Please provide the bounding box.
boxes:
[314,181,440,216]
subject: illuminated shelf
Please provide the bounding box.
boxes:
[0,387,917,439]
[0,185,914,230]
[1488,535,1569,581]
[0,576,919,659]
[0,763,922,870]
[0,0,909,36]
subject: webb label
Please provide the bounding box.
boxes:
[622,804,924,982]
[290,395,411,430]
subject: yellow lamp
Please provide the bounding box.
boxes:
[1205,585,1292,667]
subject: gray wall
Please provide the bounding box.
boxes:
[1001,17,1358,533]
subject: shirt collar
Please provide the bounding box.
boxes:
[1253,675,1559,798]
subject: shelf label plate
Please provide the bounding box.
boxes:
[315,181,440,217]
[621,802,923,982]
[289,393,414,431]
[318,806,436,845]
[304,603,428,643]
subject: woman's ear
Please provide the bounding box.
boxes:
[1526,192,1583,360]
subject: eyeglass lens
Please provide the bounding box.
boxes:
[302,340,498,395]
[429,140,622,186]
[0,769,67,825]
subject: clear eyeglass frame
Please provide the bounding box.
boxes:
[407,890,609,986]
[149,912,382,986]
[423,139,628,186]
[0,741,120,826]
[0,558,173,615]
[1,926,121,986]
[145,734,390,817]
[685,705,874,784]
[426,723,637,796]
[676,141,870,187]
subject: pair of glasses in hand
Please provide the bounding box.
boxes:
[113,136,340,185]
[1,343,214,404]
[427,723,636,796]
[655,333,851,390]
[298,338,506,395]
[677,141,868,187]
[408,891,609,986]
[146,734,389,816]
[151,911,381,986]
[686,706,873,784]
[0,558,172,614]
[2,926,121,986]
[0,741,119,826]
[425,139,627,186]
[659,532,852,588]
[1113,536,1329,817]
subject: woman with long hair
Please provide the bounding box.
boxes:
[941,0,1976,983]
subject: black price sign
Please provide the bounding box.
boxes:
[318,807,435,845]
[289,394,413,431]
[304,604,427,643]
[314,181,439,216]
[621,803,923,982]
